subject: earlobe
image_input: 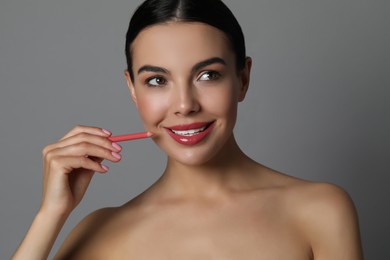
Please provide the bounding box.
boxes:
[124,70,138,108]
[238,57,252,102]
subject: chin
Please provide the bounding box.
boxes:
[171,150,217,166]
[156,135,232,167]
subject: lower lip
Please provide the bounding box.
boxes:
[165,122,215,145]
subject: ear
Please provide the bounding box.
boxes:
[238,57,252,102]
[124,70,138,108]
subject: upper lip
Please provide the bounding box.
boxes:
[165,121,214,131]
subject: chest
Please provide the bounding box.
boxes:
[99,204,311,260]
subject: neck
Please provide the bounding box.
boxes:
[157,135,259,200]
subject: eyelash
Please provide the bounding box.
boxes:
[198,71,221,82]
[145,76,167,87]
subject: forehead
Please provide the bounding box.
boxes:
[131,22,234,69]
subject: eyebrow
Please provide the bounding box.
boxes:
[191,57,227,74]
[137,65,168,75]
[137,57,227,75]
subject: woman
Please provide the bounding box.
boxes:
[13,0,363,259]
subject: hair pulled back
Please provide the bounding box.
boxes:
[125,0,246,82]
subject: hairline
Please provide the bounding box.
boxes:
[127,19,240,82]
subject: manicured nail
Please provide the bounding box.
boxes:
[101,164,109,172]
[102,128,112,136]
[112,151,121,159]
[112,142,122,151]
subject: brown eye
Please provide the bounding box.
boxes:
[146,76,167,87]
[198,71,221,81]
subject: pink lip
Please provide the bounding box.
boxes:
[165,121,215,145]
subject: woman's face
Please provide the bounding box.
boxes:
[125,22,251,165]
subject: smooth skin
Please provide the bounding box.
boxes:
[13,22,363,260]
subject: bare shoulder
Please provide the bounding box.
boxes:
[256,167,363,259]
[285,181,358,227]
[282,179,363,260]
[54,194,149,259]
[285,180,356,212]
[261,169,358,218]
[54,207,119,259]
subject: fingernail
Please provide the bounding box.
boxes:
[101,164,109,172]
[102,128,111,136]
[112,151,121,159]
[112,142,122,151]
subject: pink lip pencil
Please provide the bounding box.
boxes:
[109,131,154,142]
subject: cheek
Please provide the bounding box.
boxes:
[205,85,238,118]
[136,94,168,126]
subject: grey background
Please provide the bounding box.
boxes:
[1,0,389,259]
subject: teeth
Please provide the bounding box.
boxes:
[171,126,207,136]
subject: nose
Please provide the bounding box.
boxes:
[171,83,200,117]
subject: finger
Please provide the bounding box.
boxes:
[42,137,119,190]
[88,156,104,163]
[42,154,107,194]
[43,132,122,158]
[60,125,111,141]
[46,142,122,165]
[49,155,109,174]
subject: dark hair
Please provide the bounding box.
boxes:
[125,0,246,82]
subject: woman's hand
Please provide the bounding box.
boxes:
[12,125,122,260]
[40,125,122,216]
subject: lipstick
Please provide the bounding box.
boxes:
[165,121,214,145]
[109,132,154,142]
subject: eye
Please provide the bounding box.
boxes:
[198,71,221,81]
[146,76,167,87]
